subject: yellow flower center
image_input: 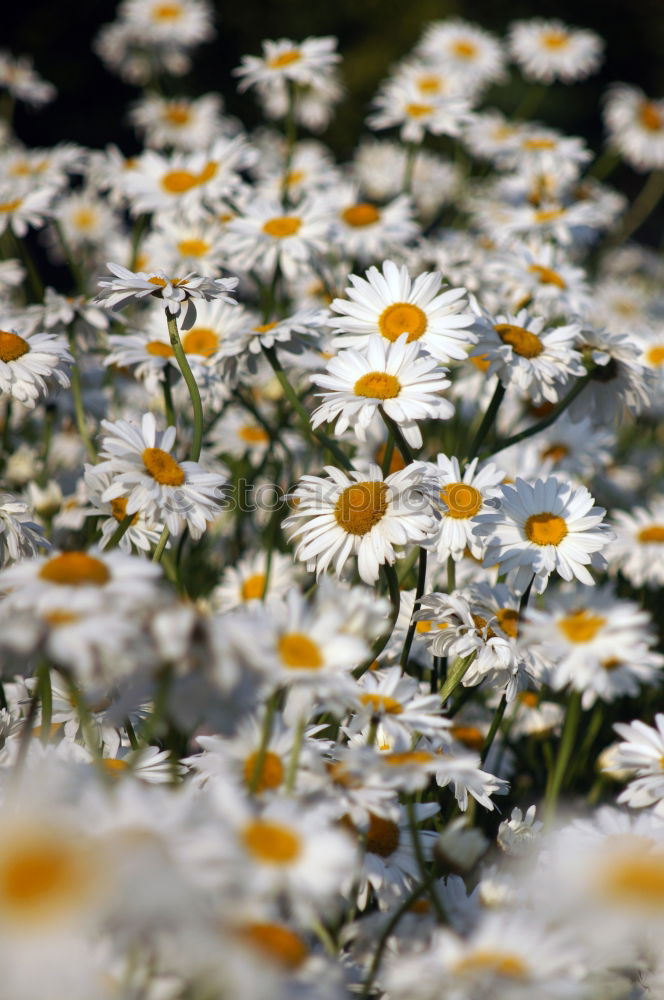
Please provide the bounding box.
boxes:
[239,922,308,969]
[365,813,400,857]
[534,207,565,223]
[268,49,302,69]
[440,482,483,519]
[284,169,305,187]
[177,238,210,257]
[528,263,566,288]
[541,30,569,49]
[640,101,664,132]
[242,750,284,792]
[334,481,388,535]
[142,447,185,486]
[152,2,182,19]
[602,658,621,671]
[238,424,269,444]
[558,608,606,643]
[253,321,278,333]
[164,104,191,125]
[101,758,129,779]
[405,102,434,118]
[470,353,491,371]
[374,442,405,474]
[278,632,324,670]
[241,573,266,600]
[541,443,569,463]
[496,607,519,639]
[494,323,544,358]
[242,820,301,864]
[452,39,478,58]
[645,345,664,367]
[160,162,216,194]
[522,137,556,151]
[518,691,539,708]
[451,724,484,750]
[600,853,664,907]
[262,216,301,238]
[341,203,381,227]
[525,512,568,546]
[353,371,401,400]
[638,525,664,543]
[358,692,403,715]
[455,951,528,979]
[72,208,95,230]
[0,330,30,363]
[383,751,434,767]
[43,610,78,627]
[378,302,427,343]
[417,74,443,93]
[146,340,174,358]
[182,327,218,357]
[0,830,95,923]
[110,496,138,525]
[39,552,110,587]
[0,198,22,213]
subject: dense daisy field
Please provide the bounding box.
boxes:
[1,2,664,997]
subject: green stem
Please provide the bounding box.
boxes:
[249,695,277,794]
[165,313,203,461]
[381,432,395,478]
[125,717,140,751]
[152,525,170,563]
[13,234,44,302]
[446,556,455,594]
[380,410,414,464]
[490,374,591,455]
[608,168,664,248]
[513,82,546,120]
[281,80,298,209]
[285,713,307,794]
[400,548,427,672]
[544,690,582,825]
[467,380,505,458]
[439,653,475,703]
[1,397,12,459]
[403,141,418,194]
[105,512,134,550]
[129,214,149,270]
[262,344,352,470]
[38,404,55,486]
[356,563,401,675]
[588,147,619,182]
[162,365,175,427]
[67,330,97,461]
[37,662,52,747]
[53,220,86,295]
[481,694,507,764]
[406,797,445,922]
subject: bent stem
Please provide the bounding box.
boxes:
[467,380,505,459]
[152,525,170,563]
[165,312,203,462]
[490,374,590,455]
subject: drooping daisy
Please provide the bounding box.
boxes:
[310,334,453,448]
[567,327,654,425]
[98,412,227,539]
[470,308,584,404]
[423,454,505,562]
[607,499,664,588]
[233,36,340,93]
[284,463,438,585]
[95,261,238,328]
[473,476,613,594]
[0,325,72,407]
[331,260,477,363]
[604,84,664,172]
[508,18,603,83]
[0,493,47,567]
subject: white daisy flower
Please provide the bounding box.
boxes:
[608,499,664,588]
[470,308,584,404]
[423,454,505,562]
[416,19,507,88]
[234,36,340,93]
[310,334,453,449]
[83,462,164,554]
[331,260,477,363]
[368,78,473,144]
[210,551,298,612]
[473,476,613,594]
[129,93,224,150]
[568,327,654,425]
[0,325,71,407]
[142,214,231,277]
[353,140,461,218]
[612,715,664,812]
[99,412,227,539]
[0,50,56,106]
[119,0,215,46]
[0,493,47,567]
[604,84,664,171]
[508,18,603,83]
[329,186,418,264]
[0,184,55,237]
[219,307,328,366]
[284,463,438,585]
[486,237,591,315]
[95,261,238,329]
[497,805,543,857]
[351,666,451,743]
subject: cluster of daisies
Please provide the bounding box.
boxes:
[0,3,663,998]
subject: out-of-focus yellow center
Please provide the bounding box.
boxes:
[496,607,519,639]
[152,2,182,20]
[142,447,185,486]
[242,820,301,864]
[278,632,324,669]
[243,750,284,792]
[262,216,301,238]
[452,39,478,58]
[455,950,528,979]
[640,102,664,132]
[541,443,569,463]
[164,104,191,125]
[541,30,569,49]
[177,238,210,256]
[639,525,664,543]
[182,327,218,357]
[334,481,388,535]
[342,203,380,227]
[495,323,543,358]
[39,552,110,587]
[238,424,269,444]
[241,573,266,600]
[146,340,174,358]
[558,609,606,643]
[354,371,401,399]
[529,263,566,288]
[268,50,302,69]
[0,831,94,923]
[378,302,427,343]
[645,345,664,367]
[365,813,400,857]
[358,692,403,715]
[239,922,308,969]
[405,102,434,118]
[110,496,138,525]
